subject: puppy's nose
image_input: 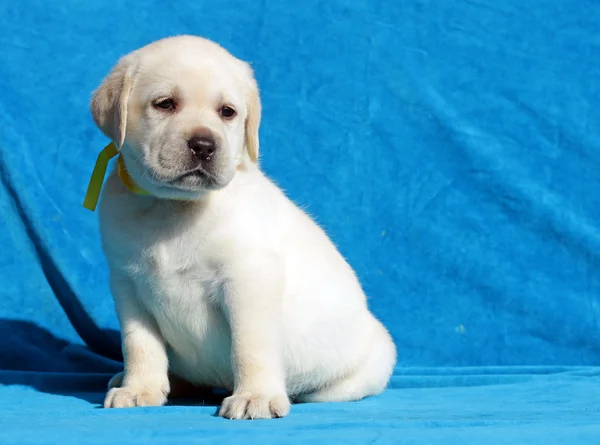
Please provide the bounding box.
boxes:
[188,136,216,159]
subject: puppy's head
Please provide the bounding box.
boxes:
[91,35,261,199]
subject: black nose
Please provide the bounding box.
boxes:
[188,136,216,159]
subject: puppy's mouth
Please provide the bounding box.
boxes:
[129,153,223,195]
[170,168,219,189]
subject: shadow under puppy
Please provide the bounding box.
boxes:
[90,35,396,420]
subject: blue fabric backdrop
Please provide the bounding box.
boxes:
[1,0,599,443]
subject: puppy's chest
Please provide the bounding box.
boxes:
[128,239,224,324]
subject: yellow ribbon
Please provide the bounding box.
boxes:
[83,142,149,212]
[117,154,150,197]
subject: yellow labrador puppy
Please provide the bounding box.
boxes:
[91,35,396,419]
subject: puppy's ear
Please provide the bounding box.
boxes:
[90,56,137,148]
[244,68,262,163]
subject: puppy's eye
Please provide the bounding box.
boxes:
[154,98,176,110]
[220,106,236,119]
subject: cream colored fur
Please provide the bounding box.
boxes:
[91,35,396,420]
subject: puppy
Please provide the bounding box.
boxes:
[91,35,396,419]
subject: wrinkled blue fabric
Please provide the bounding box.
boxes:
[0,0,599,443]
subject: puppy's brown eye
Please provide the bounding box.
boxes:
[154,98,175,110]
[220,106,236,119]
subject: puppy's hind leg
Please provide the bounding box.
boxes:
[108,371,125,389]
[108,371,206,400]
[296,319,396,403]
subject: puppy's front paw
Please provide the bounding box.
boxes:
[219,392,291,420]
[104,381,168,408]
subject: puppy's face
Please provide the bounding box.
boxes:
[91,36,261,199]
